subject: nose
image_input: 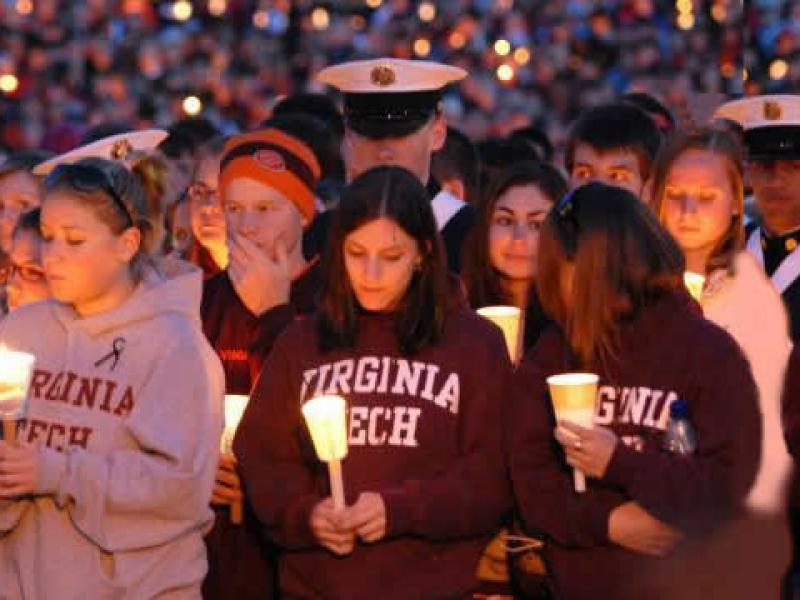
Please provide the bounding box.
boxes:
[680,194,699,215]
[41,242,62,269]
[200,200,220,215]
[364,256,381,282]
[377,147,395,163]
[512,222,528,242]
[237,210,258,237]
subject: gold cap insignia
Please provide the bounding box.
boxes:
[763,101,783,121]
[370,64,396,87]
[110,138,133,161]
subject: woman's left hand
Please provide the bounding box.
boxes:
[0,441,40,498]
[340,492,387,544]
[555,421,619,479]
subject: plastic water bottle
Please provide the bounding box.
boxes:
[662,399,697,455]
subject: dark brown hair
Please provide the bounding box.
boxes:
[462,162,567,309]
[318,166,448,355]
[650,127,745,275]
[564,103,663,181]
[537,182,684,367]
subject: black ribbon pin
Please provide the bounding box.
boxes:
[95,337,126,371]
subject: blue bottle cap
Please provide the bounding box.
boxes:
[669,399,690,419]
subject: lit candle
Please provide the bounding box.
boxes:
[302,395,348,511]
[221,394,249,524]
[477,306,524,365]
[0,348,36,443]
[547,373,598,493]
[683,272,706,302]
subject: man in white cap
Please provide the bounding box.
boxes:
[315,58,474,272]
[716,95,800,341]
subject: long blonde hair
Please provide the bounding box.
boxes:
[650,128,745,275]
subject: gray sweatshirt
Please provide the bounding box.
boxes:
[0,258,224,599]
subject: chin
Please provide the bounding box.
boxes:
[355,294,392,312]
[499,266,534,282]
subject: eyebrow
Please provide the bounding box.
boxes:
[347,240,405,253]
[495,206,548,216]
[41,224,85,232]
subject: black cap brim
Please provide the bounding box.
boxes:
[745,126,800,161]
[344,91,441,139]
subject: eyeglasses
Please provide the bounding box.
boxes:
[44,164,133,227]
[0,262,44,286]
[187,182,221,208]
[9,263,45,284]
[554,188,579,257]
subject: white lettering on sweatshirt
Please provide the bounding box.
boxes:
[300,357,460,415]
[594,385,678,450]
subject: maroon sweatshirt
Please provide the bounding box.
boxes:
[234,307,512,600]
[783,345,800,569]
[508,291,761,600]
[201,258,321,395]
[201,258,321,600]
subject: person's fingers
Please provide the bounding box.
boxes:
[558,420,591,437]
[357,518,386,541]
[227,235,249,262]
[235,234,264,261]
[211,493,231,506]
[0,461,28,476]
[218,453,237,469]
[212,483,242,503]
[316,529,354,547]
[339,508,373,531]
[215,468,241,488]
[273,239,289,270]
[324,540,354,556]
[554,427,578,448]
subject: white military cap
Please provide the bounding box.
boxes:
[714,95,800,160]
[316,58,466,138]
[33,129,168,176]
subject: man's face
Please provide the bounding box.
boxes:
[748,158,800,234]
[342,115,446,184]
[569,143,646,197]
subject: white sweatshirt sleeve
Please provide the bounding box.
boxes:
[33,342,224,553]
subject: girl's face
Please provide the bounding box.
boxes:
[0,171,41,254]
[488,183,552,281]
[6,230,49,311]
[223,178,305,256]
[189,156,226,248]
[40,192,139,314]
[660,149,737,255]
[344,217,422,312]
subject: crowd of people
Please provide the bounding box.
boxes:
[0,0,786,164]
[0,17,798,600]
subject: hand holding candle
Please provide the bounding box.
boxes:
[0,348,36,443]
[302,395,348,511]
[221,394,248,524]
[477,306,524,365]
[547,373,598,493]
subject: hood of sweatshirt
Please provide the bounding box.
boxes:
[51,256,203,337]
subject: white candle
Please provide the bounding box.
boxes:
[221,394,249,456]
[220,394,249,525]
[477,306,524,364]
[683,272,706,302]
[547,373,599,493]
[302,395,348,510]
[0,348,36,442]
